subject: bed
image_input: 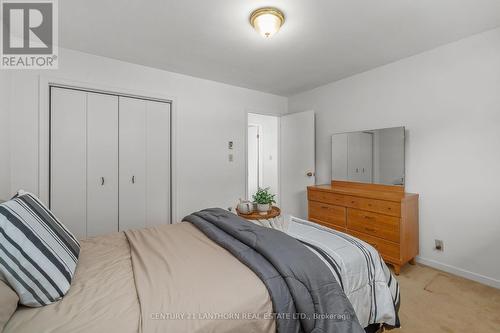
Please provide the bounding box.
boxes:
[2,208,399,333]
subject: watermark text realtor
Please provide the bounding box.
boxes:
[1,0,58,69]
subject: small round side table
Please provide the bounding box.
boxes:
[236,206,286,231]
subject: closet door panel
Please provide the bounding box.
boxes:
[146,101,171,226]
[50,88,87,239]
[119,97,146,231]
[347,132,373,182]
[358,132,373,182]
[87,93,119,237]
[347,133,360,181]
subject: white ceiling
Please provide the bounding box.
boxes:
[60,0,500,96]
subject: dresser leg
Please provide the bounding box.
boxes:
[392,264,401,275]
[409,258,416,265]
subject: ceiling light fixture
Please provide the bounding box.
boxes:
[250,7,285,38]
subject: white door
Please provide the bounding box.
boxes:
[247,125,260,199]
[331,133,348,180]
[86,93,119,237]
[50,88,87,239]
[358,132,373,182]
[347,132,373,182]
[51,89,171,237]
[119,97,171,231]
[119,97,147,231]
[280,110,315,219]
[145,100,171,227]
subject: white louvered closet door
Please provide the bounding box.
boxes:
[86,93,119,237]
[118,97,171,231]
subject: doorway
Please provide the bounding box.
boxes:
[247,113,279,203]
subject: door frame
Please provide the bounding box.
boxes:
[245,111,281,205]
[247,123,262,199]
[38,75,179,222]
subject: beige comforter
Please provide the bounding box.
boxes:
[4,223,274,333]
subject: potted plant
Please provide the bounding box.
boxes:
[252,187,276,214]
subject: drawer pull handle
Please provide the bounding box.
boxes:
[364,227,376,233]
[321,206,329,209]
[364,215,374,220]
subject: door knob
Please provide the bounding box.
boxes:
[131,175,135,184]
[306,172,314,177]
[100,177,105,186]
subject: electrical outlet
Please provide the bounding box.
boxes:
[435,239,444,251]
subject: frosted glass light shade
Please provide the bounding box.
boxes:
[250,8,285,38]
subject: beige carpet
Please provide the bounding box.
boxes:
[394,264,500,332]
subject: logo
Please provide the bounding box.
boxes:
[1,0,58,69]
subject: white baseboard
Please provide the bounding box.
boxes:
[415,256,500,289]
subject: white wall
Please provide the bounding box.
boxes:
[289,28,500,288]
[4,48,287,219]
[247,113,279,200]
[0,72,11,201]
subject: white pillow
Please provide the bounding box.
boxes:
[0,191,80,307]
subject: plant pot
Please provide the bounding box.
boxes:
[257,203,271,214]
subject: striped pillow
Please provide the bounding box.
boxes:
[0,190,80,307]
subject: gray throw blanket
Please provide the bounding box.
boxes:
[184,208,364,333]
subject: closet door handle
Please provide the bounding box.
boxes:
[100,177,105,186]
[131,175,135,184]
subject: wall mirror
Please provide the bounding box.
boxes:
[331,126,405,186]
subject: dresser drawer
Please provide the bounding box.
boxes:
[348,230,401,262]
[308,189,346,206]
[347,208,400,243]
[309,202,346,227]
[344,196,401,217]
[310,218,347,233]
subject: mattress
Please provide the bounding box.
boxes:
[287,217,400,328]
[4,223,274,333]
[4,217,398,332]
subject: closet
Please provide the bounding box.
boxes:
[331,132,373,183]
[50,87,171,239]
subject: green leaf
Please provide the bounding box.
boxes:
[252,187,276,205]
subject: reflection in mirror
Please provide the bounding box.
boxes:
[331,127,405,186]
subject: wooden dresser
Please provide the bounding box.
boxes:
[307,181,419,274]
